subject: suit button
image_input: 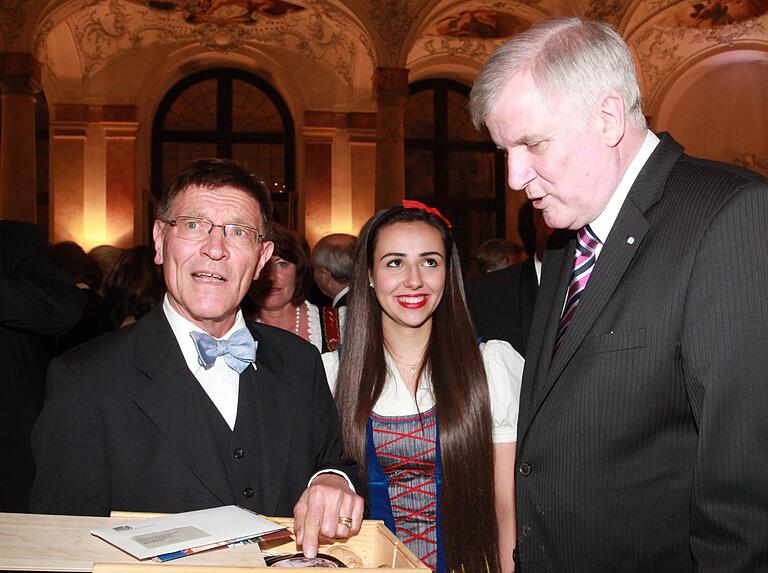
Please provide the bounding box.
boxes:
[518,462,532,477]
[233,448,245,459]
[243,487,254,498]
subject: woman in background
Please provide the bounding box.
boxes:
[246,223,322,350]
[103,245,165,328]
[324,202,522,573]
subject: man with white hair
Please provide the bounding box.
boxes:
[311,233,356,350]
[470,16,768,572]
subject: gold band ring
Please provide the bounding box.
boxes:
[338,516,353,528]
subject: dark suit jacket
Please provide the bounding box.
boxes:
[0,221,85,512]
[333,290,349,308]
[30,306,358,517]
[515,133,768,572]
[465,257,538,357]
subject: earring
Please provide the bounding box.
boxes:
[369,281,374,288]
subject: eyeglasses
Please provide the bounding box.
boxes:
[163,216,265,248]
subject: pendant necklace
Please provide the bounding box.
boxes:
[388,348,420,375]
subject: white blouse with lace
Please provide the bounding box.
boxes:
[322,339,523,443]
[305,300,322,351]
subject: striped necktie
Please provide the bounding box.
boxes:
[554,225,602,353]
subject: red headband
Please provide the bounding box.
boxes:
[401,200,453,228]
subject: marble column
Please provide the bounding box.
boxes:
[49,104,139,248]
[347,113,376,233]
[302,113,335,245]
[0,54,41,222]
[373,67,408,211]
[103,106,139,247]
[49,107,87,245]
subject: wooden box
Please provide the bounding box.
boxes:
[0,513,428,572]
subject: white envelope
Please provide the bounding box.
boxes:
[90,505,285,560]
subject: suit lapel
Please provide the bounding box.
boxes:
[517,246,571,441]
[247,323,300,516]
[131,308,235,506]
[546,204,649,383]
[524,133,684,426]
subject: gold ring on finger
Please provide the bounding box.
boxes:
[337,516,353,528]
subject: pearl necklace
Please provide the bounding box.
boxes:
[256,304,301,336]
[294,303,301,335]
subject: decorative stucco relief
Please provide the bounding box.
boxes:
[632,15,766,104]
[408,1,539,68]
[368,0,417,63]
[412,35,498,62]
[0,0,30,50]
[33,0,372,87]
[128,0,306,23]
[630,0,768,31]
[585,0,630,25]
[431,9,523,38]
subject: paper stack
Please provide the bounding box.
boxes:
[90,505,288,562]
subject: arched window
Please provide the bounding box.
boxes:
[152,69,295,225]
[405,79,505,274]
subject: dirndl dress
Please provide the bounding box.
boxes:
[365,407,446,573]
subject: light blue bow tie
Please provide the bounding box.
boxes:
[190,327,257,374]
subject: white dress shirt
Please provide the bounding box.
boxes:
[163,295,252,430]
[331,286,350,308]
[164,295,355,491]
[589,130,660,251]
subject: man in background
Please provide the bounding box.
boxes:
[0,220,85,512]
[311,233,356,351]
[471,16,768,571]
[466,201,554,357]
[475,238,524,275]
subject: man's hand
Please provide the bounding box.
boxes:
[293,473,364,558]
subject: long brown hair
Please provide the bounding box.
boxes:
[334,206,500,573]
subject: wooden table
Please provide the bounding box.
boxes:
[0,513,428,571]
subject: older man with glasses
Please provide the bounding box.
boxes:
[31,158,363,558]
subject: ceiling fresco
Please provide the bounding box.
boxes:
[130,0,307,24]
[0,0,763,112]
[31,0,372,87]
[432,9,526,38]
[661,0,768,27]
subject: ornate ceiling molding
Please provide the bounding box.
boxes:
[369,0,418,63]
[33,0,373,87]
[633,15,766,104]
[624,0,768,33]
[585,0,630,25]
[407,1,541,69]
[0,0,31,49]
[412,35,499,62]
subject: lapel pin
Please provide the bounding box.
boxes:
[626,236,635,245]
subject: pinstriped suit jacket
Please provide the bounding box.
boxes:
[515,133,768,572]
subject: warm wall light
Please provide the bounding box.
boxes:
[81,195,107,251]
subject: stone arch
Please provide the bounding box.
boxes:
[651,47,768,165]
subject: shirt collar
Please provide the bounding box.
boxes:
[162,294,248,373]
[332,285,350,307]
[589,130,660,243]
